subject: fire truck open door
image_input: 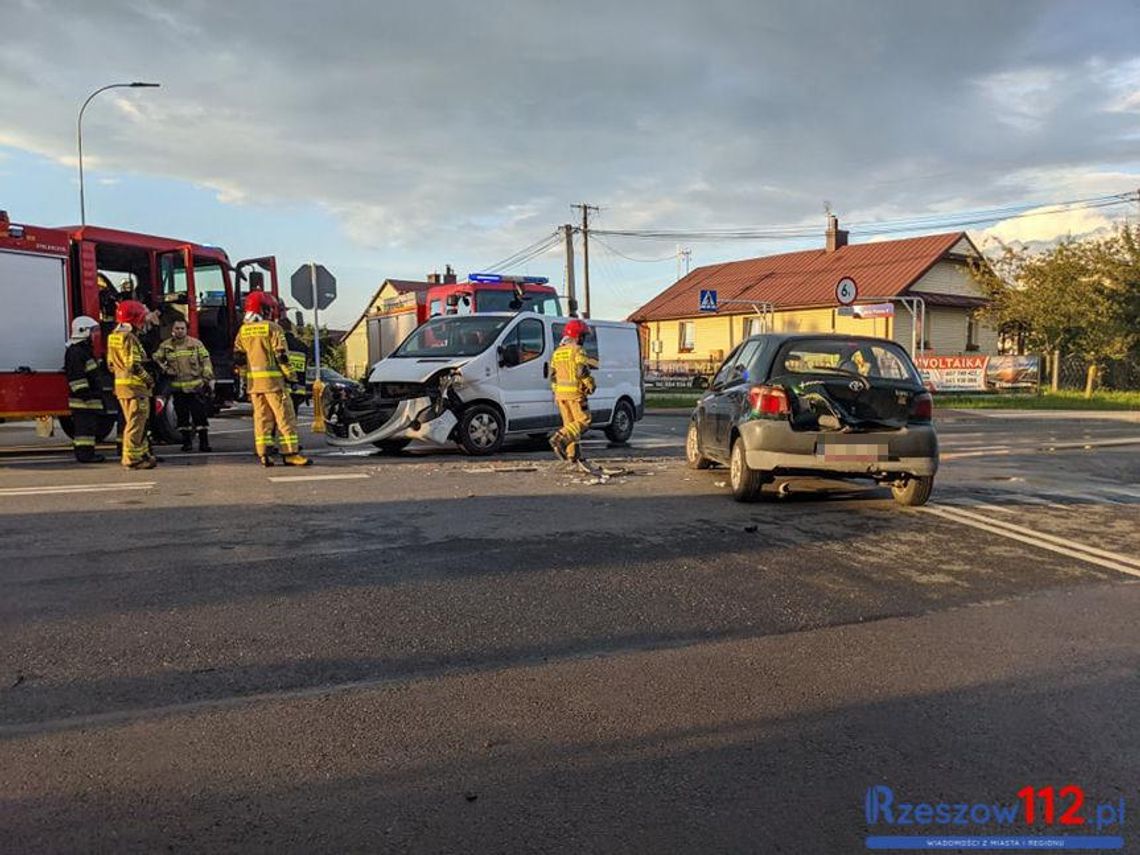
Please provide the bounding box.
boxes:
[156,246,197,339]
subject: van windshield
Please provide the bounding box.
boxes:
[393,316,511,358]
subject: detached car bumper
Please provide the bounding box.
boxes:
[325,396,433,447]
[740,420,939,477]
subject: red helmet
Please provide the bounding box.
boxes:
[114,299,149,329]
[563,319,589,341]
[244,291,279,319]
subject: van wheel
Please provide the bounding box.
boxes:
[458,404,504,455]
[729,437,766,502]
[686,421,713,470]
[892,476,934,506]
[604,399,635,443]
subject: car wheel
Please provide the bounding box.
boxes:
[458,404,504,456]
[685,420,713,470]
[891,476,934,506]
[372,438,411,453]
[604,399,635,444]
[729,436,766,502]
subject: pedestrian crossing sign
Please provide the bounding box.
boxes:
[699,289,718,312]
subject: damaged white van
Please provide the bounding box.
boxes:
[324,314,644,455]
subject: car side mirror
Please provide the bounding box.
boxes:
[247,271,265,291]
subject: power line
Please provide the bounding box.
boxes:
[481,230,561,272]
[589,191,1139,242]
[590,235,676,263]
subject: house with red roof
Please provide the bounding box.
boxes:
[628,217,998,371]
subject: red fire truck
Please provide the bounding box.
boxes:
[0,209,280,442]
[366,273,562,363]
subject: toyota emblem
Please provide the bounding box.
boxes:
[848,379,866,392]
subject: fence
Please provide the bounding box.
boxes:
[1055,355,1140,392]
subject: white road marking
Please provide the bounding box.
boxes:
[941,449,1012,460]
[920,504,1140,578]
[268,473,371,483]
[0,482,156,497]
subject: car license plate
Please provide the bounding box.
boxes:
[815,441,888,462]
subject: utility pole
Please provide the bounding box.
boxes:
[675,245,691,282]
[572,203,599,317]
[562,223,577,315]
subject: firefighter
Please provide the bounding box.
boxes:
[280,316,310,413]
[63,315,107,463]
[233,292,310,467]
[548,318,597,464]
[154,318,214,452]
[107,300,157,469]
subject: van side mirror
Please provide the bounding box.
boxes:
[498,344,520,367]
[446,294,459,307]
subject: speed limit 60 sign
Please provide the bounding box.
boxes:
[835,277,858,305]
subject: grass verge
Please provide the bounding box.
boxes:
[934,390,1140,411]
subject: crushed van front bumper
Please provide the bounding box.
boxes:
[325,396,433,447]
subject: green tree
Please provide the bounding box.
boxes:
[970,226,1140,395]
[295,323,347,374]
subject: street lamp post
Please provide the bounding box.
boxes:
[77,81,160,226]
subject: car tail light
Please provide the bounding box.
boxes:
[748,385,789,416]
[910,391,933,422]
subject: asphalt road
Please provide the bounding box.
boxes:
[1,409,1138,852]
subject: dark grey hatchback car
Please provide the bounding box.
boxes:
[686,334,938,505]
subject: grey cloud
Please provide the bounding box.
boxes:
[2,0,1139,264]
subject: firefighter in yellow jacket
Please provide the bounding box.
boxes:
[233,292,311,467]
[107,300,157,469]
[548,318,597,463]
[155,319,215,453]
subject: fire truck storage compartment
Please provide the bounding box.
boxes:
[368,311,418,364]
[1,249,68,371]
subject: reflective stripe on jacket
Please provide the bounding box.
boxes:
[65,340,105,410]
[107,328,153,399]
[233,321,292,393]
[155,335,214,391]
[550,341,596,400]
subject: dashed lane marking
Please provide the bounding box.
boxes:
[920,503,1140,578]
[267,473,371,483]
[0,482,156,497]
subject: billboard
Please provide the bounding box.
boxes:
[915,355,1040,393]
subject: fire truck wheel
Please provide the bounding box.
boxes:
[58,414,117,443]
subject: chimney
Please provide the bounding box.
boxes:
[426,270,442,284]
[443,264,457,284]
[825,214,848,253]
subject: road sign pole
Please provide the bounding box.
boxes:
[309,262,322,373]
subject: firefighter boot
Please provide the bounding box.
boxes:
[180,429,194,453]
[76,449,107,464]
[259,455,275,467]
[548,433,568,461]
[282,453,312,467]
[197,429,211,453]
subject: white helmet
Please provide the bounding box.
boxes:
[69,315,99,342]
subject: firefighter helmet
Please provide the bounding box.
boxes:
[243,291,279,319]
[69,315,99,340]
[114,299,150,329]
[562,319,589,341]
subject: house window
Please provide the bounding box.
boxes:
[966,315,980,351]
[678,321,696,353]
[674,321,693,355]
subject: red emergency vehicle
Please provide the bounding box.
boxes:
[367,274,561,363]
[0,209,279,441]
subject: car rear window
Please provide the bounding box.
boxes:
[777,339,920,383]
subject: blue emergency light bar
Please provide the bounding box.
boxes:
[468,273,550,285]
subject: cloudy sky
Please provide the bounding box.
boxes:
[3,0,1139,327]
